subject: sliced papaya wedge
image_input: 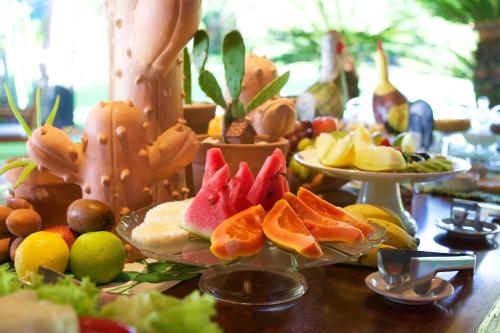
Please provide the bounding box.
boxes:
[284,192,364,244]
[210,205,266,260]
[297,187,374,238]
[262,199,323,258]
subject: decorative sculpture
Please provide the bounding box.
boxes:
[106,0,202,200]
[27,101,198,221]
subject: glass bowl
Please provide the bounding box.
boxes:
[117,206,385,306]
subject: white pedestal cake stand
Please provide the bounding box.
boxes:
[294,150,471,235]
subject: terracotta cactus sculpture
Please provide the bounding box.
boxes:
[241,55,296,141]
[26,101,199,221]
[239,54,278,105]
[106,0,201,200]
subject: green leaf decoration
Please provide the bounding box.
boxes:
[3,83,32,137]
[198,70,227,109]
[183,47,192,105]
[228,100,246,119]
[192,30,209,73]
[0,159,30,176]
[35,87,42,128]
[45,95,60,126]
[14,161,37,188]
[114,261,203,284]
[222,30,245,102]
[246,71,290,113]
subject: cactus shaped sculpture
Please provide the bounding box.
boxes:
[26,101,199,220]
[239,54,278,105]
[106,0,201,201]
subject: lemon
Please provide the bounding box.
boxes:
[69,231,125,285]
[15,231,69,280]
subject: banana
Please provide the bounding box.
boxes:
[344,204,405,229]
[367,217,418,250]
[358,244,396,267]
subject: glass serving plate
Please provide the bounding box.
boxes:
[295,149,471,236]
[117,206,385,306]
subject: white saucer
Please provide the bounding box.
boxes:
[435,218,500,240]
[365,272,454,305]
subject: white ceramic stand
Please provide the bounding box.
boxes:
[357,181,416,235]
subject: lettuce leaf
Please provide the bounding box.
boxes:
[35,276,100,316]
[101,290,221,333]
[0,263,21,296]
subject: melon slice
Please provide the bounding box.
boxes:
[228,162,255,214]
[202,148,226,186]
[210,205,266,260]
[247,149,289,210]
[263,199,323,258]
[284,193,363,244]
[183,165,232,238]
[297,187,374,237]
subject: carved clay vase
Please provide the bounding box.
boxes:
[4,161,81,229]
[191,136,289,193]
[183,102,217,134]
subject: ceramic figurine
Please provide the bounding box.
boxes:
[27,101,199,221]
[296,31,349,120]
[372,40,409,134]
[106,0,201,200]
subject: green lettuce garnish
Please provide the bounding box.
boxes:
[101,290,221,333]
[0,263,21,296]
[34,276,100,316]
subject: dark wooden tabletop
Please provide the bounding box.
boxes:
[166,193,500,333]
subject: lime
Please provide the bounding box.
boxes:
[15,231,69,280]
[70,231,125,284]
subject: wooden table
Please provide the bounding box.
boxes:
[166,194,500,333]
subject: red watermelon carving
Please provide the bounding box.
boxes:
[228,162,254,214]
[183,164,232,238]
[247,149,289,210]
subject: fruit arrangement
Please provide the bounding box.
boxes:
[0,264,220,333]
[314,125,454,173]
[133,148,387,262]
[0,195,131,285]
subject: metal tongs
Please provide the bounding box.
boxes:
[377,249,476,295]
[451,199,500,230]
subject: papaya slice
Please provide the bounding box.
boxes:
[284,193,364,244]
[262,200,323,258]
[297,187,374,238]
[210,205,266,260]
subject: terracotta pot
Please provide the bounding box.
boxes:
[4,162,81,229]
[191,136,289,193]
[183,102,217,134]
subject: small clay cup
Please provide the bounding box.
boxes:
[191,136,289,193]
[183,102,217,134]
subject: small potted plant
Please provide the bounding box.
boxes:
[0,85,81,228]
[182,30,217,134]
[191,30,296,191]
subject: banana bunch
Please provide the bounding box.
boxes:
[344,203,418,267]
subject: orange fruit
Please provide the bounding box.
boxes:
[262,200,322,258]
[210,205,266,260]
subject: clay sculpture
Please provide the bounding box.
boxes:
[26,101,199,221]
[106,0,201,200]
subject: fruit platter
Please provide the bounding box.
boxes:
[294,126,471,235]
[118,147,386,305]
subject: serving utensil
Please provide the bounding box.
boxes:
[377,249,475,295]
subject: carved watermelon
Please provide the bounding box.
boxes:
[202,148,226,186]
[247,149,289,210]
[183,164,232,238]
[228,162,254,214]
